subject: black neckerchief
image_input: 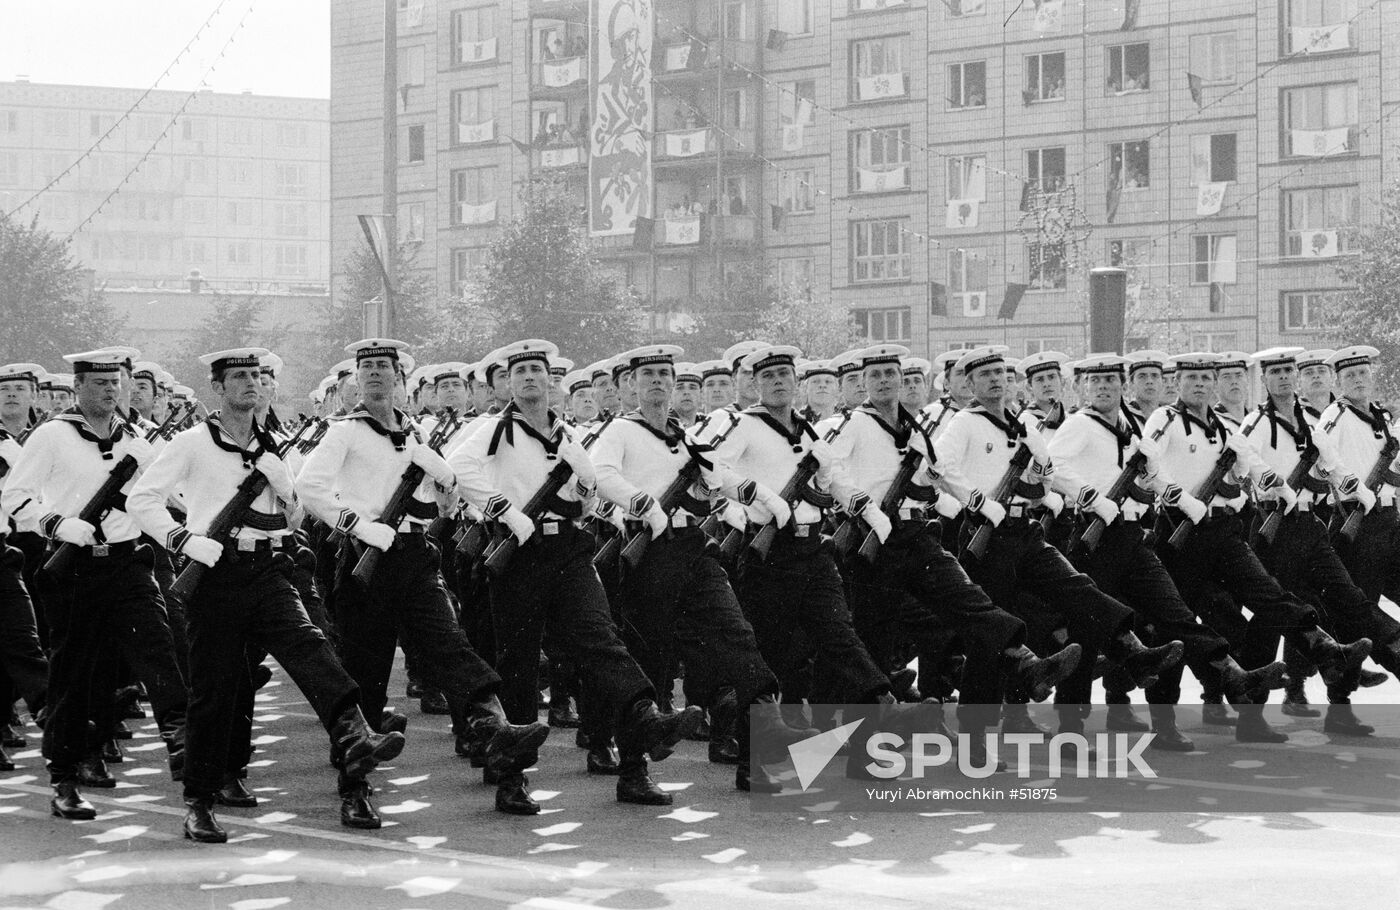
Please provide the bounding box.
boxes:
[621,411,715,470]
[1081,407,1135,467]
[965,402,1026,448]
[1212,403,1244,429]
[206,412,276,469]
[1259,397,1311,452]
[856,401,935,467]
[1170,400,1225,444]
[1120,401,1144,437]
[741,405,818,454]
[486,401,565,457]
[343,403,418,451]
[1341,398,1394,442]
[51,407,132,460]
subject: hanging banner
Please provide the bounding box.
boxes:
[663,128,710,157]
[1196,182,1226,216]
[458,119,496,145]
[458,200,497,225]
[781,124,805,152]
[857,74,907,100]
[946,199,980,228]
[663,216,702,245]
[664,44,691,72]
[459,38,498,63]
[1032,0,1064,33]
[1292,24,1350,54]
[541,146,583,168]
[1291,127,1351,157]
[1297,230,1339,258]
[589,0,654,237]
[542,56,585,88]
[855,165,908,193]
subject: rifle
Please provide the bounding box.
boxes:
[145,402,187,442]
[961,415,1052,561]
[1069,421,1170,555]
[746,410,852,564]
[1336,435,1400,542]
[1257,441,1329,544]
[482,415,611,576]
[350,410,462,585]
[17,410,51,445]
[298,418,330,454]
[1165,447,1240,550]
[42,453,140,575]
[167,419,315,600]
[832,445,927,564]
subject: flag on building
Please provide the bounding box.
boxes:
[999,283,1028,320]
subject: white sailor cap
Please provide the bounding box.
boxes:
[332,358,356,380]
[407,365,431,388]
[954,345,1010,376]
[0,363,45,385]
[1004,357,1024,379]
[799,359,836,381]
[674,362,702,384]
[618,344,684,372]
[497,339,559,370]
[550,355,575,377]
[1019,350,1069,380]
[398,351,416,377]
[931,350,963,375]
[130,361,162,385]
[829,349,866,377]
[317,375,338,397]
[1296,349,1336,371]
[608,353,634,382]
[858,344,911,369]
[742,344,803,375]
[1252,346,1306,369]
[1216,351,1251,373]
[98,346,141,369]
[64,349,130,374]
[199,347,272,374]
[1126,350,1170,375]
[723,340,769,373]
[259,352,284,377]
[697,359,731,380]
[563,370,594,395]
[157,370,175,389]
[584,359,612,383]
[432,362,470,385]
[901,356,932,377]
[1170,352,1223,372]
[1328,345,1380,373]
[1075,353,1130,375]
[172,384,195,399]
[345,338,409,362]
[49,373,75,391]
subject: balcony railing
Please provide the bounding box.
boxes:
[653,126,756,162]
[533,56,587,92]
[654,38,757,75]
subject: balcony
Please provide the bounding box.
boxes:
[652,126,757,166]
[653,39,758,78]
[533,142,588,170]
[532,56,587,96]
[528,0,586,20]
[653,213,757,249]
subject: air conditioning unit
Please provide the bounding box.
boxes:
[960,292,986,318]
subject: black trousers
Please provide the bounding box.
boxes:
[615,526,777,707]
[735,527,889,705]
[183,549,359,797]
[1072,519,1231,704]
[845,521,1025,727]
[1332,506,1400,641]
[0,543,47,714]
[487,523,652,727]
[1155,511,1319,671]
[961,518,1136,705]
[38,543,186,778]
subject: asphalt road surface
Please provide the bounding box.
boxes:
[3,656,1399,910]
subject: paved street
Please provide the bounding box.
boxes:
[3,658,1400,910]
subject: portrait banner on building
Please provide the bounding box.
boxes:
[589,0,654,237]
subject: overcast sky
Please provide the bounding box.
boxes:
[1,0,330,98]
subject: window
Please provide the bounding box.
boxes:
[855,307,912,343]
[397,0,424,30]
[1107,43,1150,94]
[1025,338,1070,356]
[226,241,253,265]
[406,124,425,163]
[1281,290,1341,330]
[947,61,986,110]
[948,0,987,16]
[853,0,910,9]
[722,0,750,40]
[273,163,307,197]
[1028,242,1067,290]
[1190,331,1239,352]
[0,110,17,133]
[185,199,208,223]
[1108,237,1152,271]
[453,7,497,64]
[776,0,812,34]
[851,37,906,101]
[1109,141,1150,189]
[1191,233,1237,284]
[946,154,986,201]
[777,257,816,291]
[778,168,816,213]
[851,126,911,192]
[1284,0,1357,53]
[276,122,308,147]
[226,161,252,185]
[1025,52,1066,102]
[1282,84,1358,157]
[225,201,252,226]
[453,87,494,144]
[182,240,206,265]
[398,45,426,87]
[399,202,426,243]
[1190,133,1237,183]
[451,166,497,224]
[1190,33,1235,84]
[722,89,752,129]
[42,111,72,137]
[852,219,910,282]
[273,243,308,277]
[88,113,113,137]
[181,118,208,142]
[184,159,208,183]
[452,248,490,295]
[778,80,817,125]
[1283,186,1359,257]
[226,121,255,145]
[274,203,308,237]
[1026,147,1066,195]
[948,248,988,293]
[0,153,18,186]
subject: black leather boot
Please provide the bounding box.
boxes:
[547,662,580,728]
[616,752,671,805]
[1007,643,1082,703]
[1114,631,1184,690]
[469,694,550,777]
[1201,697,1236,726]
[1148,704,1194,751]
[1234,702,1288,743]
[419,688,451,715]
[586,742,620,775]
[330,705,406,778]
[1106,703,1151,732]
[0,743,13,772]
[50,780,96,820]
[1000,702,1048,736]
[736,762,783,793]
[216,774,258,808]
[1219,657,1288,703]
[495,772,540,815]
[746,694,819,761]
[340,778,381,829]
[1302,630,1371,686]
[1054,706,1096,761]
[1324,702,1375,737]
[961,727,1008,773]
[380,708,408,735]
[77,753,116,788]
[250,663,273,691]
[183,796,227,842]
[101,737,123,763]
[618,699,703,763]
[707,690,739,763]
[111,719,133,740]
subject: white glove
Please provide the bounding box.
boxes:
[808,439,835,468]
[556,440,596,487]
[861,502,892,544]
[1177,492,1208,524]
[501,507,535,545]
[1039,489,1064,516]
[410,444,457,489]
[1023,430,1050,462]
[1310,431,1341,470]
[754,487,792,529]
[181,534,223,568]
[932,490,962,519]
[643,502,670,538]
[124,435,155,467]
[254,452,296,501]
[54,517,97,547]
[722,499,748,531]
[1263,479,1297,510]
[1224,434,1256,473]
[1089,496,1120,525]
[978,499,1006,527]
[1355,483,1377,513]
[352,520,396,551]
[1135,435,1163,475]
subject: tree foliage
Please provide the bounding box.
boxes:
[0,213,123,365]
[1332,172,1400,399]
[170,293,268,392]
[754,284,864,358]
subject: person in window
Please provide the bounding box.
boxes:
[967,88,985,108]
[1047,77,1064,99]
[549,37,566,61]
[571,35,587,57]
[728,193,745,215]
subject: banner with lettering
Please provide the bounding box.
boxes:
[589,0,654,236]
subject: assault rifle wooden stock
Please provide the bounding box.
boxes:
[43,454,140,575]
[960,444,1033,562]
[746,411,852,564]
[1336,435,1400,542]
[1257,443,1324,544]
[1166,448,1239,550]
[1070,422,1170,555]
[167,420,314,600]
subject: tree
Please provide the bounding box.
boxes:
[754,284,863,357]
[1331,172,1400,400]
[0,213,123,364]
[315,239,439,369]
[171,293,267,392]
[479,173,643,363]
